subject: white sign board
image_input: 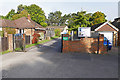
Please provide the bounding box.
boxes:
[78,27,91,37]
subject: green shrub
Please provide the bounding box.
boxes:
[40,22,48,27]
[0,31,4,37]
[54,29,61,37]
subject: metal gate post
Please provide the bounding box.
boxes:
[97,35,99,54]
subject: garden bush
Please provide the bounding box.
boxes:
[32,32,40,44]
[54,28,61,37]
[0,31,4,37]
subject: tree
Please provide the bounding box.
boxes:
[47,11,62,26]
[4,9,16,20]
[17,4,27,14]
[67,11,91,31]
[0,15,5,19]
[90,11,107,26]
[59,14,70,26]
[47,11,70,26]
[12,10,28,20]
[26,4,47,27]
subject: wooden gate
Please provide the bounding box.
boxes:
[15,35,23,48]
[25,35,30,45]
[14,35,24,51]
[14,34,29,51]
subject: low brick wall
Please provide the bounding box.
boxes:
[62,34,107,54]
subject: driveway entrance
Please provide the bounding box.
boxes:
[2,38,118,78]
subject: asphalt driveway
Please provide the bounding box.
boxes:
[1,38,118,78]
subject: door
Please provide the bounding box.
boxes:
[98,32,113,45]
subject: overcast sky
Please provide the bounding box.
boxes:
[0,0,119,21]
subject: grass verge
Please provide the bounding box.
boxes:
[0,50,12,55]
[25,36,59,48]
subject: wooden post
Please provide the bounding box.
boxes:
[13,34,15,51]
[22,34,26,52]
[8,34,13,51]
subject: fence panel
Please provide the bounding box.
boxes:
[25,35,30,45]
[1,37,8,51]
[15,36,23,48]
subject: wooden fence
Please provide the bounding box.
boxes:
[25,35,30,45]
[1,37,8,52]
[15,36,23,48]
[0,34,31,52]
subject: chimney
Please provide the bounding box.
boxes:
[27,14,31,21]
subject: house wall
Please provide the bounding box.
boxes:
[24,29,35,36]
[15,28,35,36]
[62,34,107,54]
[15,29,19,34]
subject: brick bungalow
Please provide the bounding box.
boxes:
[14,15,45,36]
[91,21,119,46]
[0,15,45,36]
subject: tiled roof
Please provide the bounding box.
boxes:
[0,17,43,29]
[13,17,34,29]
[30,19,43,28]
[91,21,119,31]
[0,19,16,28]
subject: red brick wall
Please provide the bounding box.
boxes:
[62,34,107,54]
